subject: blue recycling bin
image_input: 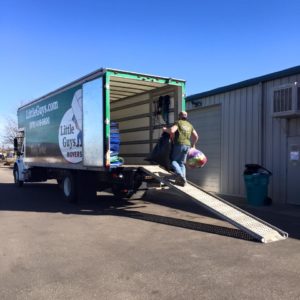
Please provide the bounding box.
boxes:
[243,164,272,206]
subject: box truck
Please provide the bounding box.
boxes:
[13,68,185,202]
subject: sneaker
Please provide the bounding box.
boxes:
[164,174,177,184]
[175,175,186,187]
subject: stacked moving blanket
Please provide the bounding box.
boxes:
[110,122,124,167]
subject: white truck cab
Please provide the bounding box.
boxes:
[13,130,26,186]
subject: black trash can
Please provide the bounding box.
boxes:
[243,164,272,206]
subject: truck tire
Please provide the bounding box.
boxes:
[62,172,77,203]
[13,166,23,187]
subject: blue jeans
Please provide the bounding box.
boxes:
[171,144,190,180]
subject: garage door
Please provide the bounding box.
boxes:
[187,105,221,192]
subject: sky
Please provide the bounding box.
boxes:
[1,0,300,144]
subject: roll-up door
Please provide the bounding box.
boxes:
[187,105,221,192]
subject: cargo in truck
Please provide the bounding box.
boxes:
[13,68,186,202]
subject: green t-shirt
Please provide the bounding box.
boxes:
[174,120,194,146]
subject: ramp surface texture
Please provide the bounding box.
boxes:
[141,165,288,243]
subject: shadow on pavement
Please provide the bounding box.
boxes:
[237,204,300,241]
[0,182,260,242]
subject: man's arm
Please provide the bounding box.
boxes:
[191,129,198,148]
[163,124,178,135]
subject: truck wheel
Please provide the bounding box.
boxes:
[62,173,77,203]
[13,166,23,187]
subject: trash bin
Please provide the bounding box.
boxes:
[243,164,272,206]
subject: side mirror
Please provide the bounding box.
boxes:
[14,137,18,152]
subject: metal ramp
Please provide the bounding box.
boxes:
[140,165,288,243]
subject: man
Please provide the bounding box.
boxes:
[163,111,198,187]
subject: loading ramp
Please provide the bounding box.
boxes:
[140,165,288,243]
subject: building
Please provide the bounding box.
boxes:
[186,66,300,205]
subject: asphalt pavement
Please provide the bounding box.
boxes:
[1,165,300,300]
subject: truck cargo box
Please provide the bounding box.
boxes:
[17,68,186,170]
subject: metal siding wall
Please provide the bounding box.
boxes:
[234,90,242,194]
[264,78,284,204]
[221,92,229,193]
[239,88,247,194]
[219,86,261,196]
[263,74,300,204]
[228,91,236,193]
[187,72,300,203]
[187,106,221,192]
[289,118,300,136]
[188,85,262,197]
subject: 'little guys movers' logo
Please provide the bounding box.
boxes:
[58,89,83,163]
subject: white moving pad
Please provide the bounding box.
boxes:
[141,165,288,243]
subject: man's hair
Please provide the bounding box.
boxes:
[179,111,188,120]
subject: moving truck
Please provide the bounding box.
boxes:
[13,68,185,202]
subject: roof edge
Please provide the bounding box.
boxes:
[106,68,186,82]
[18,68,185,110]
[187,65,300,101]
